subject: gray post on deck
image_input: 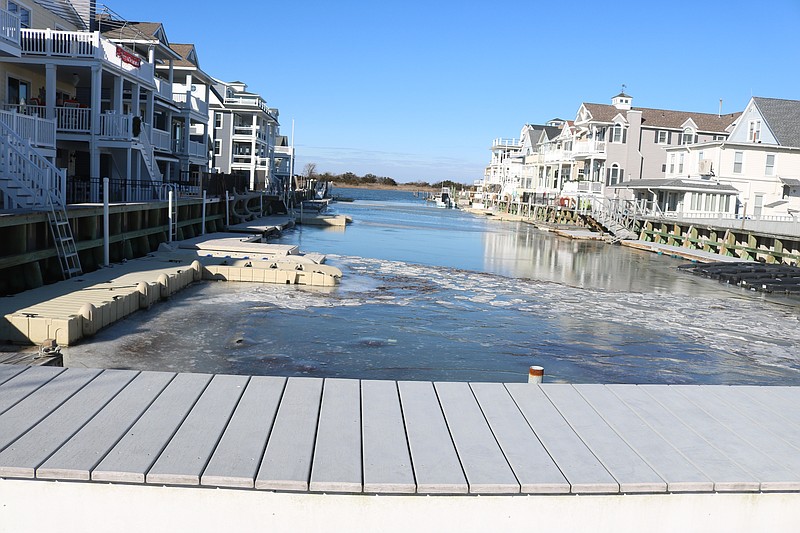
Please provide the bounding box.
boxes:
[225,190,230,228]
[528,366,544,384]
[168,190,174,243]
[103,177,109,267]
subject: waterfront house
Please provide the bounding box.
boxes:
[209,79,280,193]
[654,97,800,219]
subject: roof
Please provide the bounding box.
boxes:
[100,20,164,41]
[170,43,198,68]
[780,177,800,187]
[752,97,800,148]
[614,178,738,193]
[33,0,86,30]
[582,103,740,133]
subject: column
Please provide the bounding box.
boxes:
[113,76,123,113]
[131,83,141,118]
[45,64,57,120]
[251,114,257,190]
[90,65,102,201]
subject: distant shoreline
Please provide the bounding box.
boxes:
[329,183,439,192]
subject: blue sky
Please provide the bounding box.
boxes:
[124,0,800,184]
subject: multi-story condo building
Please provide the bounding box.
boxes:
[209,80,280,192]
[655,97,800,218]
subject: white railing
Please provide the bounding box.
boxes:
[0,8,20,47]
[151,128,171,151]
[154,78,173,101]
[173,93,209,116]
[55,106,91,133]
[492,138,519,148]
[21,28,97,57]
[572,140,607,154]
[99,112,132,139]
[21,29,154,84]
[188,140,206,158]
[233,125,255,136]
[0,119,67,208]
[224,95,271,114]
[0,108,55,148]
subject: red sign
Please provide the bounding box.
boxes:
[116,46,141,68]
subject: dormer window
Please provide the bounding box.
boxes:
[749,120,761,142]
[681,128,696,145]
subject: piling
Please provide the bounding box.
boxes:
[528,366,544,384]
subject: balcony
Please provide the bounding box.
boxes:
[173,93,208,118]
[20,29,154,85]
[492,138,519,148]
[572,140,606,158]
[0,7,20,57]
[150,127,172,151]
[154,78,173,102]
[224,96,271,115]
[174,139,207,158]
[0,107,55,148]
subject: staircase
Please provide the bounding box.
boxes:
[588,198,640,241]
[136,123,163,183]
[0,120,83,279]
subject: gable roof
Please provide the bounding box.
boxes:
[752,97,800,148]
[581,103,740,133]
[100,20,165,42]
[170,43,199,68]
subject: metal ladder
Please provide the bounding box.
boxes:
[46,200,82,279]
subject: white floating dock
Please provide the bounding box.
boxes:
[1,366,800,531]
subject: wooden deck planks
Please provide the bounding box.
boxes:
[541,384,667,493]
[0,366,64,416]
[146,374,249,486]
[36,371,175,481]
[361,380,416,493]
[470,382,569,494]
[399,380,468,494]
[0,369,137,478]
[435,382,519,494]
[0,368,100,453]
[505,383,618,493]
[91,373,212,483]
[646,385,800,491]
[255,377,323,491]
[608,385,758,492]
[201,376,286,489]
[0,364,27,387]
[574,384,713,492]
[309,378,362,493]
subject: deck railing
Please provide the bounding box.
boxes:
[572,140,606,154]
[99,112,132,139]
[224,95,270,114]
[154,78,173,101]
[150,127,172,151]
[173,93,209,116]
[0,7,20,47]
[0,108,55,148]
[56,106,91,133]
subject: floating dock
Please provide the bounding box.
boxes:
[680,261,800,294]
[0,234,341,346]
[0,366,799,531]
[622,240,747,263]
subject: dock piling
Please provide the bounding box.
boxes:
[528,366,544,384]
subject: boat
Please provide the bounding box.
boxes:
[434,187,454,209]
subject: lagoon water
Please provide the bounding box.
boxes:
[64,187,800,384]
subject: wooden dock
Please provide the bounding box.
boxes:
[1,366,800,531]
[622,240,747,263]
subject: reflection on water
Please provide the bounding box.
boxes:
[63,188,800,384]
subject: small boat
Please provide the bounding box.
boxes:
[434,187,454,208]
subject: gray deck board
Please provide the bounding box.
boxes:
[91,372,212,483]
[505,383,618,493]
[436,382,519,494]
[146,374,249,485]
[36,371,175,481]
[471,382,569,494]
[0,365,26,387]
[608,385,758,492]
[399,380,468,494]
[0,368,100,453]
[310,378,362,493]
[255,377,323,491]
[574,384,713,492]
[201,376,286,488]
[646,385,800,491]
[361,380,415,493]
[0,369,137,478]
[542,384,667,493]
[0,366,64,416]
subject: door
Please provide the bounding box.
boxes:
[753,194,764,218]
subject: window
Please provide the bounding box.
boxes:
[678,153,684,174]
[657,131,668,144]
[690,193,699,211]
[608,164,620,186]
[7,76,29,105]
[765,154,775,175]
[682,128,696,145]
[213,140,221,156]
[214,112,222,129]
[7,1,30,28]
[669,154,675,174]
[733,151,743,174]
[612,124,625,143]
[749,120,761,142]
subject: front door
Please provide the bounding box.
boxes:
[753,194,764,218]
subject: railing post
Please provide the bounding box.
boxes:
[103,177,110,267]
[201,190,207,235]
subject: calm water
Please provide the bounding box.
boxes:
[63,187,800,384]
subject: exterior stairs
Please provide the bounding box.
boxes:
[135,123,163,183]
[0,120,83,279]
[588,198,640,242]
